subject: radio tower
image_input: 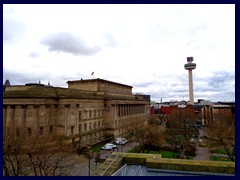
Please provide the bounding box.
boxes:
[184,57,196,105]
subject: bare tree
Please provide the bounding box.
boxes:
[25,135,73,176]
[3,132,74,176]
[206,113,235,162]
[165,107,198,158]
[3,134,28,176]
[126,116,165,153]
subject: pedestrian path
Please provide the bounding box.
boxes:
[193,146,211,160]
[193,128,211,160]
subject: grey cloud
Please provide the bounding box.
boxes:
[3,70,38,85]
[193,71,235,100]
[41,32,101,56]
[29,52,40,58]
[3,69,85,88]
[136,71,234,102]
[132,81,154,88]
[209,71,234,84]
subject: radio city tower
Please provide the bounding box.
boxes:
[184,57,196,105]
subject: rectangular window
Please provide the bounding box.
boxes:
[94,110,97,117]
[27,128,32,135]
[94,122,96,129]
[89,110,92,118]
[89,122,92,130]
[39,127,44,135]
[49,126,53,134]
[71,126,74,134]
[79,111,82,120]
[16,128,20,136]
[84,123,87,131]
[98,121,100,127]
[84,111,87,119]
[79,124,81,132]
[98,110,100,117]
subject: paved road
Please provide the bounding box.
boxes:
[64,141,139,176]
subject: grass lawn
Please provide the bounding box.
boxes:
[210,156,232,162]
[212,149,228,155]
[91,145,103,153]
[159,150,174,158]
[127,149,136,153]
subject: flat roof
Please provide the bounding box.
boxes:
[67,78,133,88]
[211,105,232,108]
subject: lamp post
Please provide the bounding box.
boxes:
[78,131,81,156]
[86,146,92,176]
[88,154,91,176]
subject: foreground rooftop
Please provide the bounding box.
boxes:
[94,152,235,176]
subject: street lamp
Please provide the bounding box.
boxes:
[78,131,81,156]
[85,146,92,176]
[88,153,91,176]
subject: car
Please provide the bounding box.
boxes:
[115,137,128,145]
[101,143,117,150]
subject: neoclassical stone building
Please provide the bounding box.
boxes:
[3,78,150,146]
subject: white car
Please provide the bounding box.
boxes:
[115,138,128,145]
[101,143,117,150]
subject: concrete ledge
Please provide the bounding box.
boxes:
[123,153,161,165]
[146,158,235,174]
[94,152,235,176]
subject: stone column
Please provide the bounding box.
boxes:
[3,105,7,137]
[64,104,70,136]
[33,105,40,135]
[6,105,16,135]
[45,105,51,134]
[21,105,27,135]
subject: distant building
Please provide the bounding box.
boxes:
[3,78,150,146]
[3,79,10,92]
[201,104,234,126]
[197,99,211,105]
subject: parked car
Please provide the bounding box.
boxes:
[115,137,128,145]
[101,143,117,150]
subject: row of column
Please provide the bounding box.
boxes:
[117,104,145,117]
[3,104,57,137]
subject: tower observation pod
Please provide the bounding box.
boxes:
[184,57,196,105]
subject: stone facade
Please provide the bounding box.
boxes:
[201,105,234,126]
[3,78,150,146]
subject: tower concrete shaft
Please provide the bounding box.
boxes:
[188,69,194,105]
[184,57,196,105]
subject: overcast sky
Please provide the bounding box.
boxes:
[3,4,235,102]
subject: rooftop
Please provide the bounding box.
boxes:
[211,105,232,108]
[67,78,133,88]
[112,164,234,176]
[94,152,235,176]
